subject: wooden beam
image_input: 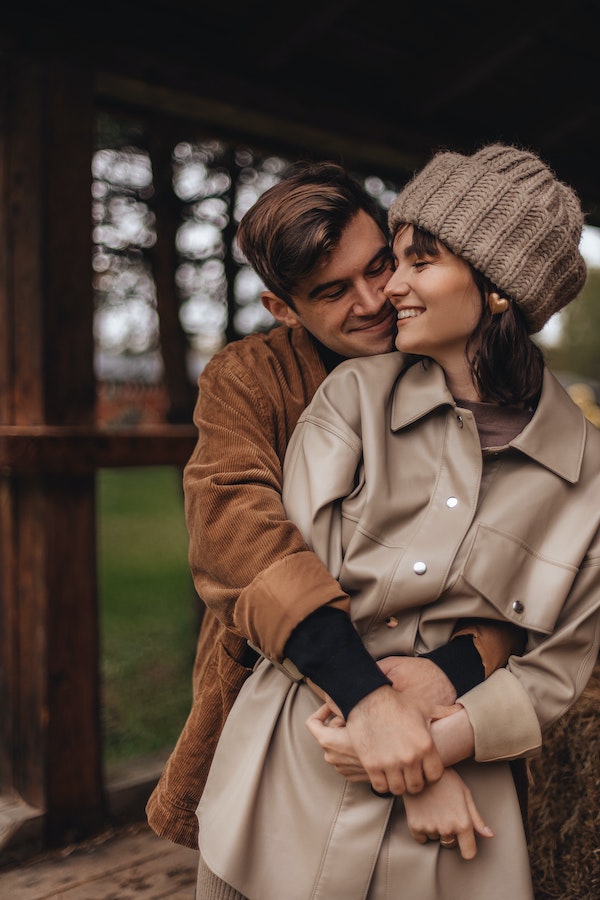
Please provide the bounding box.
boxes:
[95,72,422,179]
[0,426,197,473]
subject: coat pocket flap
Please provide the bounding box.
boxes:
[463,524,578,634]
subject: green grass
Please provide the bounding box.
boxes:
[98,467,198,766]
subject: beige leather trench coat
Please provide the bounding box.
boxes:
[147,329,518,849]
[198,354,600,900]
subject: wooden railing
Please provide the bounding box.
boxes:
[0,424,197,853]
[0,425,197,474]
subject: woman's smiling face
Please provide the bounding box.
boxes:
[385,225,482,372]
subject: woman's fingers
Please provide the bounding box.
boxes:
[306,703,334,727]
[455,829,477,860]
[306,706,370,779]
[466,789,494,839]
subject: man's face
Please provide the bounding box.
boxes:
[265,210,397,358]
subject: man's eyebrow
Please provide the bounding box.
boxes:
[307,245,391,299]
[307,278,345,300]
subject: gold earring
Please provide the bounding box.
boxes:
[488,292,509,315]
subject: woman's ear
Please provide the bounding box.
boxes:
[487,292,510,315]
[261,292,302,328]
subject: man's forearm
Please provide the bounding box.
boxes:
[285,609,499,718]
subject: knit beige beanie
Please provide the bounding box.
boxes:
[388,144,587,333]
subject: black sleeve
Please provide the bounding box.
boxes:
[284,607,390,719]
[418,634,484,697]
[285,609,486,718]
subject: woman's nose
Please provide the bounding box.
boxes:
[384,270,409,301]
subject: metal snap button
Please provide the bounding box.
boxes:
[413,561,427,575]
[446,497,458,508]
[512,600,524,614]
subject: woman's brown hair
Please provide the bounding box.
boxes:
[401,227,545,406]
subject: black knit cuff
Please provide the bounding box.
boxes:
[419,634,485,698]
[284,607,391,719]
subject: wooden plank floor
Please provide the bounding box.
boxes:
[0,822,199,899]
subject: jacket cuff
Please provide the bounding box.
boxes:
[459,668,542,761]
[234,551,350,661]
[453,620,525,678]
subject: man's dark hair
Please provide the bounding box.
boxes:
[236,161,387,307]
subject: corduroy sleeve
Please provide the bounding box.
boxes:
[183,334,343,640]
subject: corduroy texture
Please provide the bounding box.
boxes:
[388,144,587,333]
[147,325,332,849]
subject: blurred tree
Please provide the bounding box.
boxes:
[544,266,600,388]
[92,113,400,384]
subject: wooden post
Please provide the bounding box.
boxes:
[0,57,104,845]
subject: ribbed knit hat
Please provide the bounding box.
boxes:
[388,144,587,333]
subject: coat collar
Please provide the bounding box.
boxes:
[512,368,586,483]
[390,361,586,484]
[390,359,453,428]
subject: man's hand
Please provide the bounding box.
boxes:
[306,687,445,795]
[305,655,468,794]
[377,656,461,719]
[342,685,444,795]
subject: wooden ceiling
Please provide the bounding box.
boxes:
[4,0,600,223]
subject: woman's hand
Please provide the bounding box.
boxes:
[305,705,489,859]
[403,766,493,860]
[306,704,367,780]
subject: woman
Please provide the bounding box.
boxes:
[196,144,600,900]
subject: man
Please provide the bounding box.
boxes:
[146,161,522,848]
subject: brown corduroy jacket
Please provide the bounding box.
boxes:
[146,325,334,849]
[146,324,521,849]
